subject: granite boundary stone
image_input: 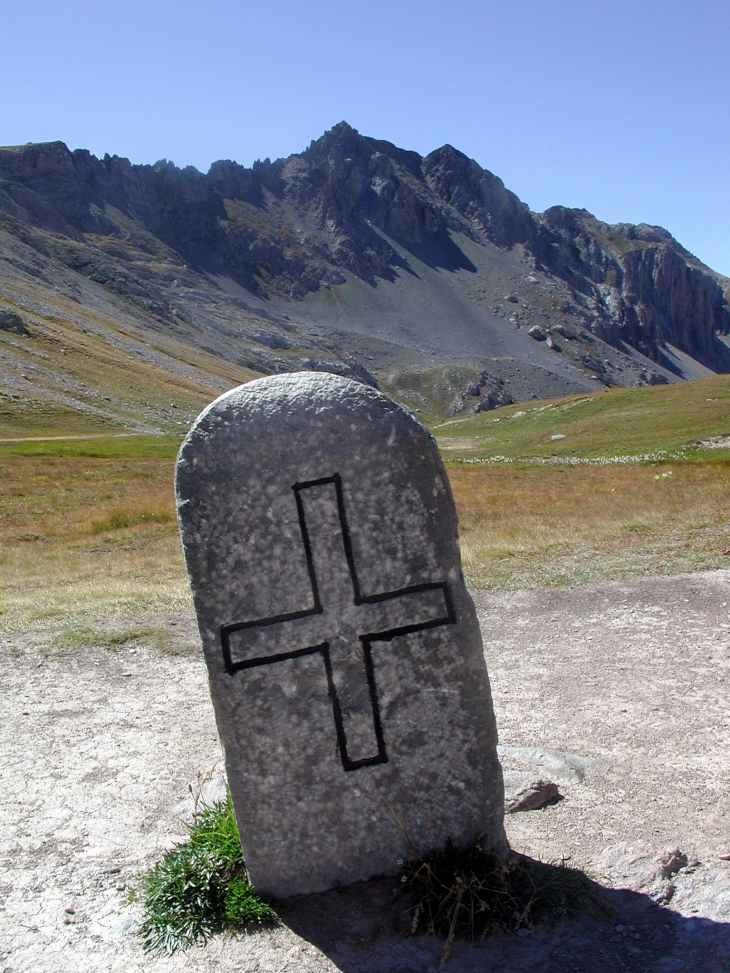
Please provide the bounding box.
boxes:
[175,372,506,898]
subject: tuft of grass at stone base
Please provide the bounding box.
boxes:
[403,836,602,966]
[138,794,277,954]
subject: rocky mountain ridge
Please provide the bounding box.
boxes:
[0,122,728,429]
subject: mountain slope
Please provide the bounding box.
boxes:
[0,123,728,429]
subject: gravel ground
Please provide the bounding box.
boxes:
[2,570,730,971]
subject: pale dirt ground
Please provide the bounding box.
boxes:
[2,571,730,972]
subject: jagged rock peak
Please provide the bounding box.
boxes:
[423,144,531,247]
[305,120,364,155]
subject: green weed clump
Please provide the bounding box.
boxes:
[91,508,174,533]
[403,837,599,964]
[138,795,277,954]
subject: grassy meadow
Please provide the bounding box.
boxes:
[435,373,730,588]
[0,436,189,645]
[433,373,730,460]
[1,374,730,642]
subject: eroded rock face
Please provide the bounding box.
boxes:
[175,372,506,898]
[535,207,730,370]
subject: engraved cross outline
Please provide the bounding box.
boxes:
[220,474,456,772]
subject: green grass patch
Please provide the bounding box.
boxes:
[138,795,277,954]
[91,508,175,532]
[53,625,153,650]
[48,622,197,658]
[622,519,653,533]
[54,626,119,649]
[0,434,182,459]
[404,837,601,965]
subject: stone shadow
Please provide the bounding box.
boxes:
[279,859,730,973]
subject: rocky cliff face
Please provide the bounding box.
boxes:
[531,207,730,372]
[0,122,728,386]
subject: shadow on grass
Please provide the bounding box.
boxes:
[279,859,730,973]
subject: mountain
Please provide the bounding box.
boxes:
[1,122,728,430]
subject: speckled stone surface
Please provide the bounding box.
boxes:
[175,372,505,898]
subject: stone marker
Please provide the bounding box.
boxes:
[175,372,505,898]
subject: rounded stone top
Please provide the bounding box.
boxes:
[192,371,418,426]
[178,372,431,467]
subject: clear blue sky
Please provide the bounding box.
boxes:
[2,0,728,275]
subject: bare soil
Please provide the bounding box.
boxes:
[2,571,730,972]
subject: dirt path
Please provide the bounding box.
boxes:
[476,571,730,867]
[2,571,730,971]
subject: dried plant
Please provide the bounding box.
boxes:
[402,836,602,966]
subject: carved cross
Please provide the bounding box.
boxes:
[220,474,455,771]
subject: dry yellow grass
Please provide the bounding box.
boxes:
[0,452,186,636]
[450,460,730,588]
[3,443,730,641]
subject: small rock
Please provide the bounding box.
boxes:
[109,914,140,938]
[527,325,547,341]
[615,924,625,932]
[551,324,575,340]
[655,882,676,904]
[546,335,561,351]
[516,927,531,937]
[656,847,688,880]
[596,843,690,900]
[505,778,559,813]
[505,293,519,303]
[65,907,75,915]
[0,310,28,335]
[194,773,228,810]
[497,745,596,783]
